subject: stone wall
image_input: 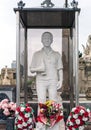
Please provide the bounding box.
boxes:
[79,58,91,99]
[0,67,16,85]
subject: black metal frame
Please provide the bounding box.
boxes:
[14,7,80,108]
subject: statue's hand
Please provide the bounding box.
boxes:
[57,81,62,90]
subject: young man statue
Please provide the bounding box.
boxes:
[30,32,64,130]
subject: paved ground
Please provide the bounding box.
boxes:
[0,124,91,130]
[0,124,6,130]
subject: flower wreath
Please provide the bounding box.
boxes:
[66,106,90,130]
[14,103,35,130]
[37,100,63,128]
[0,99,16,117]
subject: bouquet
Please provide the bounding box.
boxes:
[37,100,63,128]
[15,103,35,130]
[0,99,16,117]
[66,106,90,130]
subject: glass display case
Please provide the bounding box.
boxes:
[14,6,80,109]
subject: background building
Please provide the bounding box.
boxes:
[0,66,16,85]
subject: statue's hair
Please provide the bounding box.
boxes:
[42,32,53,38]
[41,32,53,43]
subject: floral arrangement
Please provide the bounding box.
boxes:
[0,99,16,117]
[15,103,35,130]
[37,100,63,128]
[66,106,90,130]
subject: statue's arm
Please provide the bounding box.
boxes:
[30,52,45,73]
[30,66,45,73]
[57,69,63,90]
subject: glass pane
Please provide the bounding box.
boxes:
[20,24,25,101]
[27,29,64,102]
[28,29,62,76]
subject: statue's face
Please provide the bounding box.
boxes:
[88,35,91,44]
[42,32,53,47]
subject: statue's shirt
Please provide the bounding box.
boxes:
[30,48,63,81]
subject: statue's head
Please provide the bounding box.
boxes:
[88,35,91,44]
[41,32,53,47]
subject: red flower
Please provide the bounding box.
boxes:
[18,129,22,130]
[24,117,29,122]
[78,115,82,120]
[70,113,73,116]
[79,119,84,126]
[26,103,30,107]
[19,112,24,118]
[25,107,32,113]
[56,115,63,123]
[83,111,89,117]
[74,109,79,114]
[50,115,55,119]
[17,119,23,124]
[39,103,48,110]
[16,107,20,112]
[74,124,78,128]
[70,118,75,123]
[68,126,72,130]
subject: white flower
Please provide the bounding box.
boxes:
[87,108,90,113]
[66,128,70,130]
[75,119,80,125]
[25,113,30,118]
[72,128,75,130]
[15,110,19,115]
[17,115,23,120]
[60,113,63,116]
[79,125,84,130]
[72,108,76,112]
[17,124,23,128]
[20,106,25,112]
[27,118,32,123]
[22,122,27,127]
[67,115,71,121]
[69,121,73,126]
[28,125,32,129]
[82,117,88,121]
[80,109,85,115]
[36,122,44,129]
[73,114,78,119]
